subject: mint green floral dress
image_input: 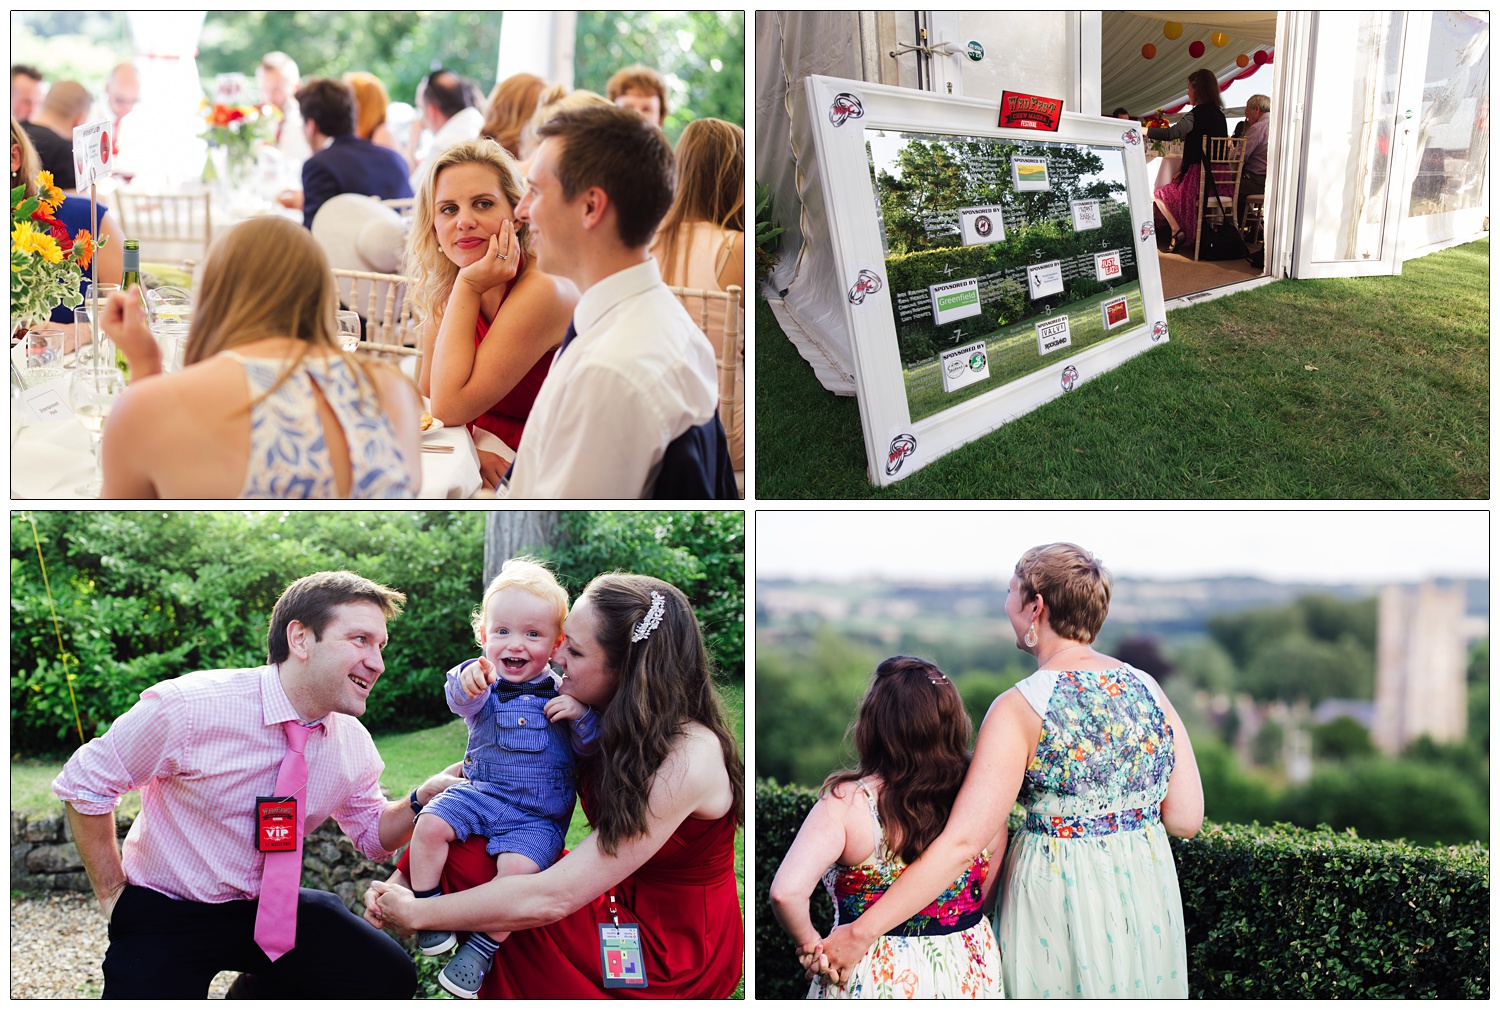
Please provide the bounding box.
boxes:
[810,782,1003,999]
[996,665,1189,998]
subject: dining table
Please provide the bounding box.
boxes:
[10,343,482,499]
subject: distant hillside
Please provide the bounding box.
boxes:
[756,574,1487,642]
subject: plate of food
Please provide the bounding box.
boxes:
[420,412,445,436]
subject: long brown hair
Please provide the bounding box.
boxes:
[651,118,744,285]
[186,215,385,407]
[576,573,745,855]
[480,72,546,159]
[823,656,973,865]
[1188,68,1224,110]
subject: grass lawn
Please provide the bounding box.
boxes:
[904,282,1146,421]
[756,238,1489,498]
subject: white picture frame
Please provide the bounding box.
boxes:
[803,75,1170,487]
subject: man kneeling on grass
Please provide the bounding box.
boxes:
[52,570,460,998]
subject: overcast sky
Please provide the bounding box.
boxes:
[757,510,1488,586]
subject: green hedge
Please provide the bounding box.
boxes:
[753,780,1489,999]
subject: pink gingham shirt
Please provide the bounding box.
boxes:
[52,665,392,904]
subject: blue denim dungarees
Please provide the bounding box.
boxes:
[422,666,580,868]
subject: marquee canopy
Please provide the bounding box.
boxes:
[1102,10,1277,116]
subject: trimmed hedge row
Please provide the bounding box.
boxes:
[753,780,1488,999]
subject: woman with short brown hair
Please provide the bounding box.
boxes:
[815,542,1204,998]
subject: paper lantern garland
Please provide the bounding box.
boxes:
[1236,53,1250,68]
[1163,21,1183,40]
[1142,43,1157,59]
[1189,40,1205,58]
[1211,31,1229,47]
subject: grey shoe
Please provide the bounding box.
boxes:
[438,943,491,999]
[417,928,457,956]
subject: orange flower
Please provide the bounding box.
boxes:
[36,170,64,209]
[72,229,95,271]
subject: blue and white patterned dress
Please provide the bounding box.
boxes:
[996,665,1189,998]
[222,352,413,499]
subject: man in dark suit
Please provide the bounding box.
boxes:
[289,78,412,229]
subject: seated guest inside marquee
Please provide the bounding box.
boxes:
[278,77,412,228]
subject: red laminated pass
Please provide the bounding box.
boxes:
[257,796,298,852]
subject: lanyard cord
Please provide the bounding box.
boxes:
[22,512,86,746]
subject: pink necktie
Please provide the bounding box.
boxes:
[254,720,313,961]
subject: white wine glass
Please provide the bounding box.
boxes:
[68,363,126,497]
[336,311,362,353]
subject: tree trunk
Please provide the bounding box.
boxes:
[483,511,562,586]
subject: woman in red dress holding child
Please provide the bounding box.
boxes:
[365,574,744,998]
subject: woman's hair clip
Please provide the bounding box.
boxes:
[928,673,948,685]
[631,591,666,643]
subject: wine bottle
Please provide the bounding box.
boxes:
[118,239,141,379]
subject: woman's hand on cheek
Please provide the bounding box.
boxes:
[456,219,523,295]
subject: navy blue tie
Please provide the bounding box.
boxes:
[501,320,576,487]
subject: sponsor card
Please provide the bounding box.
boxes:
[1036,315,1073,356]
[940,340,990,393]
[1071,199,1102,231]
[1026,260,1064,300]
[1094,249,1123,282]
[929,277,982,326]
[1011,157,1051,192]
[1101,295,1131,331]
[958,205,1005,246]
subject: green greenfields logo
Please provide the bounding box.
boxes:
[965,41,985,62]
[936,289,979,312]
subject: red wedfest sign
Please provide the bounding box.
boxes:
[999,91,1064,132]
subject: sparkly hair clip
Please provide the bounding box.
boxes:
[631,591,666,643]
[928,672,948,685]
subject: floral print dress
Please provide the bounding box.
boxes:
[810,781,1003,999]
[996,665,1189,998]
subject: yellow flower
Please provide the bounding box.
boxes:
[12,219,40,254]
[36,170,63,208]
[32,231,63,264]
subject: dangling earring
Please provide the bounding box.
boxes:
[1024,622,1038,648]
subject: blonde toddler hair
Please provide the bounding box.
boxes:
[471,556,569,647]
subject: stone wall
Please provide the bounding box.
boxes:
[11,808,402,917]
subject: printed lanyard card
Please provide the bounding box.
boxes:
[256,796,298,852]
[598,922,647,988]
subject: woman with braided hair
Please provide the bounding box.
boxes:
[366,573,744,998]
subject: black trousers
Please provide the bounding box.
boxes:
[101,884,415,999]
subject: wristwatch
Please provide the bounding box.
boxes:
[409,787,424,816]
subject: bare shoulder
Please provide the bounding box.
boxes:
[506,266,579,324]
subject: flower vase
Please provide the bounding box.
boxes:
[206,147,253,204]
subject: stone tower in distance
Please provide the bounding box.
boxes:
[1373,581,1466,755]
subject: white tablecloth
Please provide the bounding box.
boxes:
[10,412,480,500]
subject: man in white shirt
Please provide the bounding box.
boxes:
[502,105,734,499]
[258,51,312,166]
[407,69,484,190]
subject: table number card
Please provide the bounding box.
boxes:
[20,375,76,425]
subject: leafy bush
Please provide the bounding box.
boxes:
[11,511,744,756]
[754,781,1488,999]
[1178,822,1488,998]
